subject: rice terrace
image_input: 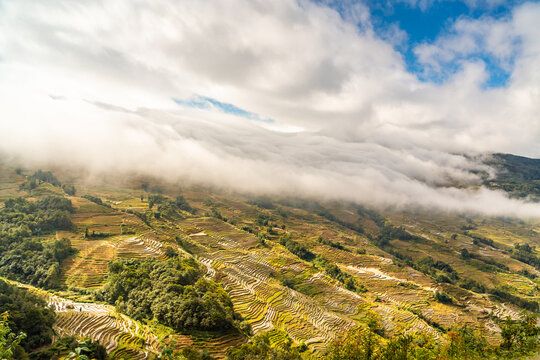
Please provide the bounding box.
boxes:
[1,161,540,359]
[2,0,540,359]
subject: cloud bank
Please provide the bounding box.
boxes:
[0,0,540,217]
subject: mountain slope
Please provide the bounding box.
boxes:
[1,158,540,359]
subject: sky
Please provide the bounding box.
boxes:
[362,0,525,86]
[0,0,540,217]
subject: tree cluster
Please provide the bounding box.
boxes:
[511,243,540,270]
[279,234,315,261]
[226,333,303,360]
[18,170,77,194]
[0,279,55,355]
[101,257,250,333]
[0,196,76,288]
[317,236,347,251]
[225,312,540,360]
[33,336,108,360]
[82,195,111,208]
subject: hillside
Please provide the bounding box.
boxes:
[485,153,540,200]
[1,159,540,359]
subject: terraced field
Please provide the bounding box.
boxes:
[3,280,160,359]
[182,194,540,344]
[167,216,451,349]
[60,196,167,288]
[53,304,161,359]
[3,166,540,357]
[114,234,165,259]
[51,192,540,353]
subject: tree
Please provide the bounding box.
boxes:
[500,313,540,354]
[148,194,167,209]
[66,338,107,360]
[434,291,453,304]
[258,233,266,246]
[175,195,194,213]
[165,246,178,258]
[446,326,488,359]
[380,335,413,360]
[226,333,301,360]
[62,184,76,196]
[326,327,380,360]
[0,313,26,360]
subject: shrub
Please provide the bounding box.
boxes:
[434,291,453,304]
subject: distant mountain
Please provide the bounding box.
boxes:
[485,153,540,200]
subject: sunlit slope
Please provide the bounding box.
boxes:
[63,177,540,347]
[2,160,540,357]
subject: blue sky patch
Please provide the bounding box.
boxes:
[317,0,526,88]
[174,96,274,123]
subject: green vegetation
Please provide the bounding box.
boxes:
[0,196,76,288]
[29,170,61,186]
[314,205,365,234]
[0,237,75,288]
[148,194,168,209]
[255,213,271,227]
[33,337,108,360]
[101,257,250,333]
[434,290,454,304]
[279,234,315,261]
[279,234,365,292]
[457,278,486,293]
[465,231,496,248]
[355,205,386,227]
[209,207,226,221]
[82,194,112,208]
[377,225,425,245]
[485,153,540,200]
[225,313,540,359]
[160,346,215,360]
[248,197,276,210]
[317,236,347,251]
[0,279,55,356]
[226,333,302,360]
[4,166,540,358]
[489,286,539,313]
[18,170,77,194]
[460,248,508,272]
[518,268,537,279]
[314,256,366,292]
[141,182,163,194]
[0,313,25,360]
[416,256,459,283]
[62,184,76,196]
[323,314,539,360]
[390,251,460,285]
[175,195,194,213]
[0,196,74,234]
[511,243,540,270]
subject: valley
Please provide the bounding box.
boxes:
[1,163,540,359]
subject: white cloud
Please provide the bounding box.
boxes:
[413,13,519,77]
[0,0,539,217]
[396,0,511,11]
